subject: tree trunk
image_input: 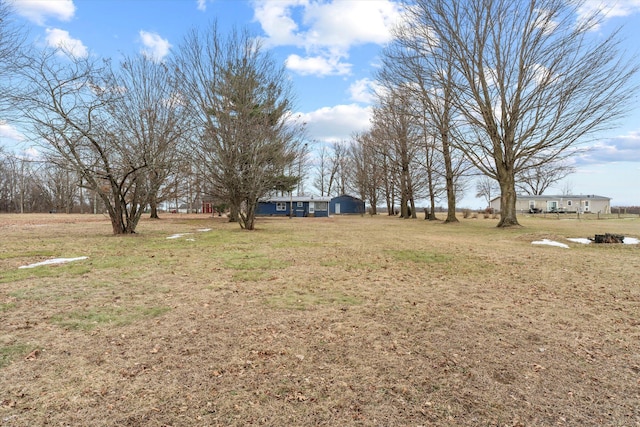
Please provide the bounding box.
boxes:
[228,204,238,223]
[497,172,520,227]
[242,199,257,230]
[427,171,437,220]
[442,132,458,223]
[149,196,160,219]
[409,198,416,219]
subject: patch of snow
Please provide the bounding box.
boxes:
[167,233,192,239]
[186,238,196,242]
[566,237,638,245]
[567,238,591,244]
[531,239,569,248]
[19,256,88,269]
[197,228,212,232]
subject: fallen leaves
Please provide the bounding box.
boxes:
[24,349,40,361]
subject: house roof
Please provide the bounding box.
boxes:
[491,194,611,202]
[260,196,331,203]
[518,194,610,200]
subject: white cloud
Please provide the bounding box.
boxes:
[9,0,75,25]
[286,53,350,76]
[45,28,88,58]
[0,121,25,142]
[22,147,41,160]
[574,131,640,164]
[301,0,401,49]
[252,0,307,46]
[577,0,640,29]
[139,30,171,61]
[348,78,380,103]
[298,103,372,142]
[578,0,640,20]
[253,0,402,77]
[196,0,207,11]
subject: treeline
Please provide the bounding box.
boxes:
[1,0,637,233]
[612,206,640,215]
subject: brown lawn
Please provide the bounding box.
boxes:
[0,212,639,426]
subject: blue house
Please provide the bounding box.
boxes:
[330,194,365,215]
[257,196,331,217]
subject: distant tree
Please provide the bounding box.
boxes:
[38,162,78,213]
[326,141,350,197]
[476,176,499,208]
[174,24,305,230]
[400,0,638,227]
[371,93,419,219]
[560,180,574,197]
[350,131,383,214]
[313,145,330,197]
[367,124,398,216]
[516,160,575,196]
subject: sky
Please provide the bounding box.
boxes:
[2,0,640,208]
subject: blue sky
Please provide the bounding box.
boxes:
[2,0,640,208]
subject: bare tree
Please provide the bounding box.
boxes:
[174,24,304,230]
[380,19,465,223]
[103,54,186,220]
[326,141,350,197]
[560,180,574,197]
[350,131,383,214]
[0,0,26,106]
[38,162,78,213]
[371,94,419,219]
[516,160,575,195]
[13,48,179,233]
[475,176,499,208]
[367,124,398,216]
[313,144,330,197]
[402,0,638,227]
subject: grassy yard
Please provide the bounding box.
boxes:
[0,213,639,426]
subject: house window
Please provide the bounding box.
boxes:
[297,202,303,207]
[276,202,287,211]
[314,201,328,211]
[567,200,572,207]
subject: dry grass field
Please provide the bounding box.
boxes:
[1,212,639,426]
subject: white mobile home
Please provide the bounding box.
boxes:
[490,194,611,214]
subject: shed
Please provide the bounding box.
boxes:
[257,196,331,217]
[330,194,365,215]
[490,194,611,214]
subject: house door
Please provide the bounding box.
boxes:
[547,201,558,212]
[335,203,341,214]
[308,202,315,215]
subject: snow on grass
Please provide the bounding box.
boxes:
[531,239,569,248]
[567,237,638,245]
[567,238,591,244]
[166,233,192,240]
[19,257,88,269]
[168,229,209,240]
